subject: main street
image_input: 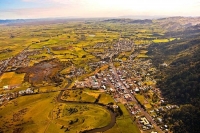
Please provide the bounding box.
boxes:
[110,62,164,133]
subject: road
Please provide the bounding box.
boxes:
[110,62,164,133]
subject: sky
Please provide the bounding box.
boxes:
[0,0,200,19]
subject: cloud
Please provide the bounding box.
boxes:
[1,0,200,19]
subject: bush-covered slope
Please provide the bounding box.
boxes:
[148,25,200,133]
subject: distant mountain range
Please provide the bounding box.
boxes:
[0,18,84,25]
[0,19,34,24]
[1,17,200,28]
[102,19,152,24]
[102,17,200,31]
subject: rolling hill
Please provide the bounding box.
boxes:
[148,24,200,133]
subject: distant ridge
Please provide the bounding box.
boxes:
[1,16,200,26]
[102,18,152,24]
[0,19,35,24]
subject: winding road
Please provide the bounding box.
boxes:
[57,78,116,133]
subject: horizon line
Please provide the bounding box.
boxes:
[1,15,200,20]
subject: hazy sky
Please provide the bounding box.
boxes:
[0,0,200,19]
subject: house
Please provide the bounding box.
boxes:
[19,90,26,95]
[157,118,163,123]
[160,62,168,67]
[101,85,106,90]
[110,88,115,92]
[113,105,118,109]
[26,88,34,94]
[124,94,132,101]
[135,88,140,93]
[131,111,136,115]
[3,85,9,90]
[91,82,99,89]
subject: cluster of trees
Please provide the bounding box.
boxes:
[163,104,200,133]
[148,25,200,133]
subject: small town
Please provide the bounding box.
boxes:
[73,39,179,133]
[0,38,180,133]
[0,13,199,133]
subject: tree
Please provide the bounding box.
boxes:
[152,93,158,103]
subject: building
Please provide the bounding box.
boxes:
[140,117,150,126]
[3,85,9,90]
[124,94,132,101]
[135,87,140,93]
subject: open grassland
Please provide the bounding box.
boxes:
[78,64,109,80]
[0,82,31,94]
[137,50,149,58]
[135,94,152,109]
[137,54,148,58]
[39,86,61,92]
[152,38,176,43]
[105,103,140,133]
[61,89,99,103]
[0,72,25,88]
[0,91,111,133]
[115,118,140,133]
[0,21,165,62]
[0,26,42,60]
[60,67,71,75]
[98,93,115,105]
[118,103,130,116]
[143,80,155,86]
[0,92,59,133]
[51,103,111,133]
[140,50,148,54]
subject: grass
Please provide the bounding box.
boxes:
[39,85,60,92]
[152,38,176,43]
[83,89,100,99]
[137,54,148,58]
[152,39,169,43]
[51,103,111,133]
[98,93,115,105]
[113,62,121,67]
[135,94,152,109]
[135,94,145,105]
[140,50,148,54]
[78,64,109,80]
[0,91,111,133]
[118,103,130,116]
[0,82,31,94]
[0,92,59,133]
[143,80,155,86]
[105,103,140,133]
[60,67,71,75]
[116,118,140,133]
[0,72,25,88]
[61,89,98,103]
[137,50,149,58]
[144,104,152,109]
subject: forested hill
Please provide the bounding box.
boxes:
[148,24,200,133]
